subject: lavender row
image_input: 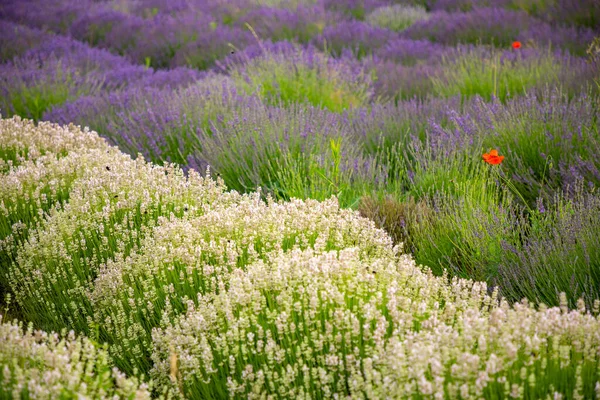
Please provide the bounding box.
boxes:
[1,0,596,72]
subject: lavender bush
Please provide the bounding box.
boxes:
[403,7,596,55]
[313,20,395,58]
[1,0,600,397]
[3,118,600,399]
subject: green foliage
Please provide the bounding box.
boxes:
[198,103,390,208]
[497,189,600,308]
[231,48,372,112]
[358,194,434,251]
[3,65,101,121]
[432,49,562,102]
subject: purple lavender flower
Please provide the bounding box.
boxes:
[520,0,600,31]
[402,7,596,54]
[313,20,396,58]
[322,0,390,20]
[69,7,140,48]
[122,12,216,68]
[136,67,206,89]
[0,20,47,63]
[0,0,91,33]
[44,74,259,168]
[375,37,450,65]
[171,25,254,70]
[0,31,148,119]
[214,40,298,72]
[234,5,330,44]
[366,58,441,101]
[429,0,511,12]
[346,96,463,154]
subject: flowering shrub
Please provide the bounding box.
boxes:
[2,117,600,398]
[313,20,394,58]
[6,119,236,336]
[234,5,328,44]
[402,7,595,55]
[375,37,449,66]
[151,248,600,399]
[2,0,600,396]
[196,102,388,204]
[44,76,249,168]
[0,116,116,293]
[0,115,109,168]
[431,47,571,102]
[92,194,395,373]
[0,315,151,399]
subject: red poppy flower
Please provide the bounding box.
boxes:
[512,41,522,49]
[483,149,504,165]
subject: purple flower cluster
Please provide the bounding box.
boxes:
[322,0,391,20]
[235,5,331,44]
[519,0,600,31]
[171,24,254,71]
[375,37,450,65]
[402,7,596,54]
[44,75,257,170]
[428,0,511,12]
[0,0,91,33]
[214,40,298,72]
[0,25,205,120]
[367,58,441,101]
[313,20,396,58]
[0,20,47,62]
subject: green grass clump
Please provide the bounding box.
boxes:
[358,194,434,252]
[198,103,389,208]
[230,46,372,113]
[1,62,104,121]
[400,142,522,281]
[432,48,563,102]
[409,186,523,282]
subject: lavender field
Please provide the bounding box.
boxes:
[1,0,600,398]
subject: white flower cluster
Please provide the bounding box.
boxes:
[0,115,109,170]
[2,115,397,375]
[7,137,234,335]
[0,315,150,399]
[0,116,117,248]
[2,116,600,399]
[151,248,600,399]
[92,193,396,371]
